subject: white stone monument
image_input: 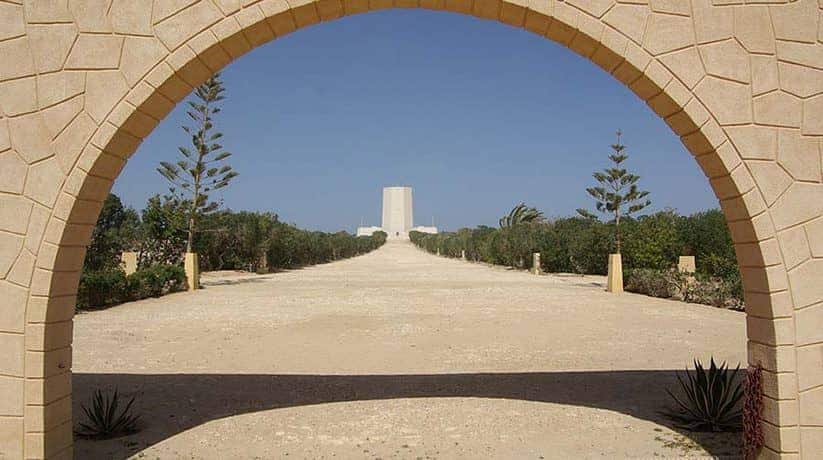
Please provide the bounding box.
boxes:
[382,186,413,239]
[357,186,438,239]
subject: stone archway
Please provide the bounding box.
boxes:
[0,0,821,458]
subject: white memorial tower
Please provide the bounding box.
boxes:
[357,186,438,239]
[381,186,413,239]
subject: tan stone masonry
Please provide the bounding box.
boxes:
[1,0,822,458]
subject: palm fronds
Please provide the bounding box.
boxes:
[499,202,544,228]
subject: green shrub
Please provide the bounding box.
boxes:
[78,264,186,311]
[77,270,128,309]
[625,268,743,309]
[80,193,387,312]
[137,194,189,267]
[127,264,186,299]
[677,209,737,277]
[624,268,676,298]
[622,210,681,270]
[682,273,743,310]
[84,194,140,272]
[191,210,385,272]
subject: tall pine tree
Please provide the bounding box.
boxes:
[577,130,650,253]
[158,73,238,253]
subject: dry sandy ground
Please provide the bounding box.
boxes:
[72,240,747,459]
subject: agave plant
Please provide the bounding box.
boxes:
[664,358,743,432]
[76,388,141,439]
[499,203,544,228]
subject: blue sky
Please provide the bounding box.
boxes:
[114,9,718,233]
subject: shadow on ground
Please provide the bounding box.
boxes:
[73,371,741,459]
[200,277,269,287]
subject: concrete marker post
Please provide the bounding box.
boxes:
[607,253,623,293]
[185,252,200,291]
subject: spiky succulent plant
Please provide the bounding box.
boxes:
[76,388,140,439]
[663,358,743,432]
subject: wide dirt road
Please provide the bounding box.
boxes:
[73,240,746,459]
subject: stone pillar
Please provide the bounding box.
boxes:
[121,251,138,275]
[678,255,696,273]
[184,252,199,291]
[461,250,466,260]
[532,252,541,275]
[258,252,268,273]
[607,253,623,293]
[436,248,440,256]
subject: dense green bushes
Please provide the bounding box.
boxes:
[78,270,128,308]
[83,195,140,272]
[127,264,187,298]
[194,211,387,272]
[623,268,674,298]
[86,193,387,274]
[79,193,386,310]
[411,209,743,308]
[78,265,186,310]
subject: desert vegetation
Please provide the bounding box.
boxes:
[410,208,742,308]
[663,358,743,432]
[157,73,238,254]
[412,131,742,308]
[78,193,386,310]
[577,130,650,254]
[76,388,141,439]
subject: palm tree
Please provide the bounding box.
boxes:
[499,202,544,228]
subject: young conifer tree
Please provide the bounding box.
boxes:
[577,130,650,253]
[158,73,238,253]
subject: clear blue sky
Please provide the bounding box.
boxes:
[114,9,718,233]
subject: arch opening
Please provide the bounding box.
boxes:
[2,1,821,458]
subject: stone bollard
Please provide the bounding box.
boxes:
[678,255,696,273]
[184,252,199,291]
[461,250,466,260]
[437,248,441,256]
[258,252,268,274]
[121,251,138,275]
[532,252,541,275]
[607,253,623,293]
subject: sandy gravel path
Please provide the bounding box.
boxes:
[73,240,746,459]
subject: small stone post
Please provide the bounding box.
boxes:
[258,252,268,274]
[184,252,199,291]
[532,252,541,275]
[461,250,466,260]
[607,253,623,293]
[121,251,138,275]
[436,248,440,256]
[678,255,696,273]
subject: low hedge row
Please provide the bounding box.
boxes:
[410,209,744,309]
[624,268,743,310]
[77,264,186,310]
